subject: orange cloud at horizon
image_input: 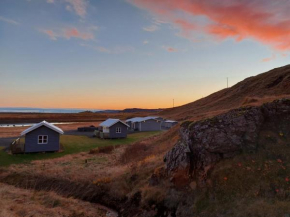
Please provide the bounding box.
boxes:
[0,94,194,110]
[129,0,290,51]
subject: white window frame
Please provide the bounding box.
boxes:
[116,127,121,133]
[38,135,48,144]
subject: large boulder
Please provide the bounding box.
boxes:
[164,99,290,187]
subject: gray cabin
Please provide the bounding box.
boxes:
[126,117,161,132]
[20,121,64,153]
[163,120,178,129]
[99,119,129,139]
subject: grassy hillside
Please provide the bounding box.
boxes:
[190,128,290,216]
[160,65,290,121]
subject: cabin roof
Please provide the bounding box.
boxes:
[20,121,64,136]
[164,120,178,123]
[126,116,159,123]
[99,118,129,127]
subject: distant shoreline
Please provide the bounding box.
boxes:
[0,108,163,114]
[0,108,101,114]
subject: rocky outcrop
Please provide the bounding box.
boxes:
[164,99,290,186]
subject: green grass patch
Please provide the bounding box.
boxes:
[0,131,161,167]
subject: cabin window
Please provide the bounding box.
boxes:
[116,127,121,133]
[38,135,48,144]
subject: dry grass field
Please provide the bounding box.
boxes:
[0,127,178,216]
[0,183,117,217]
[161,65,290,121]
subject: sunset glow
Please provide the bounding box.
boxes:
[1,0,289,110]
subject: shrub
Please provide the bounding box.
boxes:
[89,145,120,154]
[93,177,112,186]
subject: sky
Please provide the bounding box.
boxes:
[0,0,289,110]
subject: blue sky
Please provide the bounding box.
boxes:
[0,0,289,109]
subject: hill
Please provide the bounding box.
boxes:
[96,108,163,113]
[160,64,290,121]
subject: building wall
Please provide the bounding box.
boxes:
[103,126,109,133]
[135,122,141,131]
[156,117,165,127]
[140,119,161,131]
[126,121,134,130]
[127,121,140,131]
[25,126,60,153]
[109,122,128,138]
[164,122,178,128]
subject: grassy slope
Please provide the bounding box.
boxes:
[0,131,161,167]
[191,130,290,216]
[159,64,290,121]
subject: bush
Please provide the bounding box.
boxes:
[89,145,121,154]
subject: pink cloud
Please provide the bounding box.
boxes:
[65,0,87,18]
[40,27,94,41]
[41,29,57,40]
[129,0,290,51]
[163,46,178,52]
[262,54,276,62]
[64,28,94,40]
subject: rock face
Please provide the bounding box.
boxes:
[164,99,290,186]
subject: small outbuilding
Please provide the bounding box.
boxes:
[98,119,129,139]
[20,121,64,153]
[77,125,98,132]
[163,120,178,129]
[126,117,161,132]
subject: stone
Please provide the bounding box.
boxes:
[164,99,290,187]
[189,181,197,190]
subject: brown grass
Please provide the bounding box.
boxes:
[159,65,290,121]
[89,145,121,155]
[120,126,179,164]
[0,183,115,217]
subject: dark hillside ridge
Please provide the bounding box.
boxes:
[96,108,163,113]
[160,64,290,120]
[122,108,163,113]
